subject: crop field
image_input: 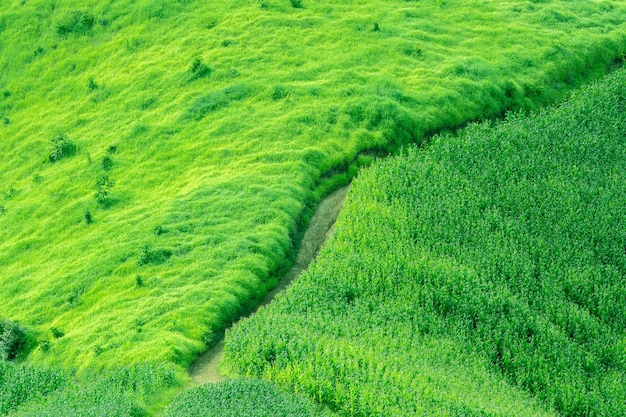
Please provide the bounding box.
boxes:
[1,0,626,415]
[224,68,626,416]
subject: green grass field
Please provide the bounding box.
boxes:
[1,0,626,415]
[224,67,626,416]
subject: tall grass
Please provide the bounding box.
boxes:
[2,362,176,417]
[1,0,626,414]
[224,68,626,416]
[1,0,625,376]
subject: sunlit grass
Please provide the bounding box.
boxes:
[0,0,625,377]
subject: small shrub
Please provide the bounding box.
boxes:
[290,0,303,8]
[373,22,380,32]
[88,78,99,90]
[271,84,288,101]
[0,319,27,361]
[101,155,113,171]
[84,210,93,224]
[39,340,51,352]
[138,245,172,266]
[188,57,211,81]
[95,175,115,207]
[56,10,95,36]
[2,117,9,125]
[48,133,76,163]
[51,327,65,339]
[135,275,144,287]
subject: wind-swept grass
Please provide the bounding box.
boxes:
[1,0,625,398]
[2,0,625,373]
[224,68,626,416]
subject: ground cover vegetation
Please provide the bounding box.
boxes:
[164,378,336,417]
[224,68,626,416]
[1,0,626,414]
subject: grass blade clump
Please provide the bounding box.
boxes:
[56,10,96,36]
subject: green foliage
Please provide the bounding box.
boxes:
[7,363,177,417]
[56,10,96,36]
[101,155,113,171]
[164,378,335,417]
[1,0,626,384]
[48,134,76,163]
[224,69,626,416]
[271,84,288,101]
[0,361,67,415]
[0,319,27,361]
[138,245,172,266]
[95,175,115,207]
[188,57,211,81]
[290,0,303,9]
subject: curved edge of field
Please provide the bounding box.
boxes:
[188,185,350,384]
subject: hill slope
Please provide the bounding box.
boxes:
[224,67,626,416]
[1,0,625,373]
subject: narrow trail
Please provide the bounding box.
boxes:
[189,185,351,385]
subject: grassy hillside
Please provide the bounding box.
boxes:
[1,0,626,383]
[224,68,626,416]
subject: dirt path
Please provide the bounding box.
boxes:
[189,185,351,384]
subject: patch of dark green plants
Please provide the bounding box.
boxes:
[84,210,93,224]
[48,133,76,163]
[50,327,65,339]
[0,318,28,361]
[88,78,99,90]
[187,57,211,82]
[185,83,251,121]
[138,245,172,266]
[101,155,113,171]
[271,84,288,101]
[290,0,304,8]
[56,10,96,36]
[95,174,115,208]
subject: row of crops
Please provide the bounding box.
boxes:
[0,361,176,416]
[222,67,626,416]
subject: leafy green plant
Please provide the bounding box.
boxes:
[271,84,288,101]
[138,245,172,266]
[290,0,303,8]
[188,57,211,81]
[95,175,115,207]
[56,10,96,36]
[101,155,113,171]
[48,133,76,163]
[51,327,65,339]
[84,210,93,224]
[0,318,27,361]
